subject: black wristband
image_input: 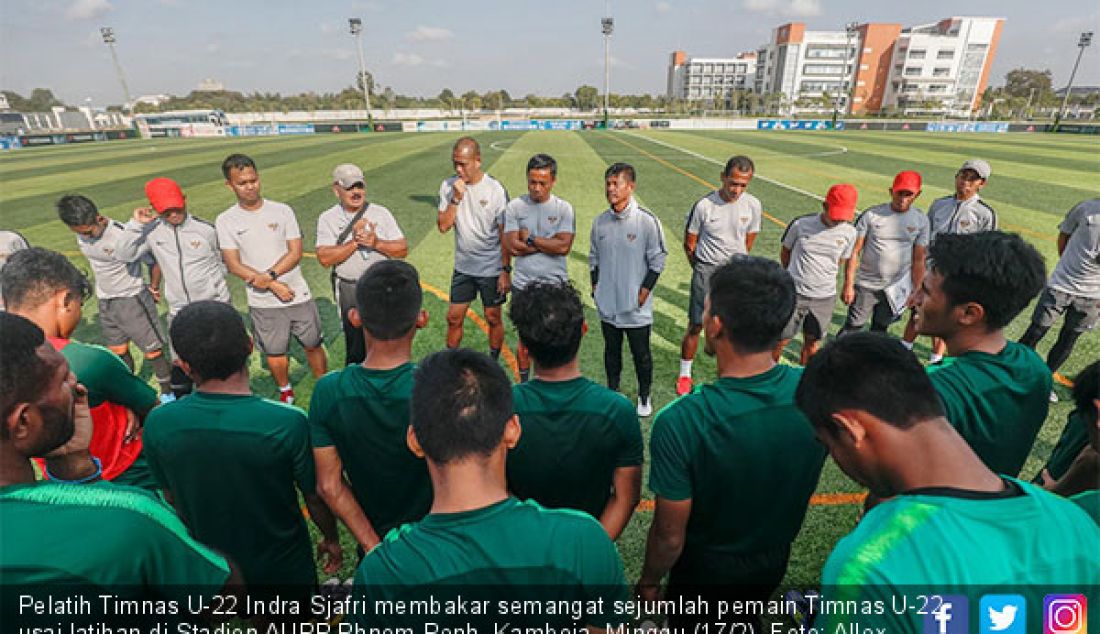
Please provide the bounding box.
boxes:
[526,235,536,248]
[642,269,660,290]
[590,267,599,286]
[502,264,512,273]
[268,269,280,280]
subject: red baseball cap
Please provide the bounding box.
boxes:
[825,184,858,221]
[891,170,922,194]
[144,177,185,213]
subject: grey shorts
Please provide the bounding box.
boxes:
[842,286,899,332]
[98,289,165,353]
[1029,287,1100,333]
[249,301,324,356]
[450,271,506,307]
[689,262,720,325]
[781,294,836,340]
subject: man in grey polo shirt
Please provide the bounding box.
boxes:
[902,158,997,363]
[1021,198,1100,385]
[57,194,174,399]
[676,155,762,396]
[437,137,510,359]
[316,163,408,366]
[839,170,930,336]
[503,153,576,382]
[216,153,327,404]
[0,229,29,311]
[590,162,667,417]
[128,177,231,397]
[778,184,858,366]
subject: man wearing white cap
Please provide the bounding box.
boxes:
[902,159,997,363]
[316,164,408,365]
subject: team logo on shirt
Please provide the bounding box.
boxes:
[480,199,489,208]
[102,248,114,256]
[627,233,637,242]
[959,220,971,228]
[267,223,279,231]
[191,240,202,249]
[740,215,750,224]
[836,239,844,246]
[907,226,917,233]
[547,216,558,223]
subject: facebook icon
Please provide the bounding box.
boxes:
[924,595,970,634]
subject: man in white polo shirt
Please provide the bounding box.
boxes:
[676,155,762,395]
[215,153,327,404]
[316,163,408,365]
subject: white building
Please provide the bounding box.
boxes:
[667,51,758,101]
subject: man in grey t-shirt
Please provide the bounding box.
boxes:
[1021,198,1100,382]
[0,229,29,311]
[316,163,408,366]
[503,153,576,382]
[589,163,667,417]
[677,155,762,396]
[216,153,327,404]
[839,171,930,336]
[437,137,510,359]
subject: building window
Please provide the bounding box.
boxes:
[937,49,955,59]
[928,85,947,93]
[803,63,847,76]
[933,67,951,77]
[909,49,926,59]
[904,67,921,76]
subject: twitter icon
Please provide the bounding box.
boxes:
[981,595,1026,634]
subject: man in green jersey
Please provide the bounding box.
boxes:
[796,333,1099,634]
[507,280,642,539]
[143,301,341,592]
[310,260,431,553]
[1042,360,1099,522]
[351,349,629,630]
[640,256,826,627]
[0,312,237,623]
[912,231,1049,477]
[2,247,158,488]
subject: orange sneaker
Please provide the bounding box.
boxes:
[676,376,694,396]
[1052,372,1075,388]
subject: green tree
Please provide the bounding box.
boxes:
[1003,68,1053,100]
[574,85,600,110]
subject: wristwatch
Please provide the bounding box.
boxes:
[502,264,512,273]
[525,235,536,248]
[268,269,280,280]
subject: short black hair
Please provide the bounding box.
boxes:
[411,349,513,465]
[170,301,251,382]
[56,194,100,226]
[0,312,51,429]
[605,162,636,183]
[527,153,557,177]
[355,260,423,341]
[1073,360,1100,425]
[928,231,1046,330]
[796,332,945,434]
[723,155,755,176]
[221,153,257,179]
[509,281,584,369]
[1,247,90,311]
[708,255,795,352]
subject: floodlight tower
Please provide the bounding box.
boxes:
[100,27,133,111]
[601,2,614,127]
[349,18,376,128]
[1053,31,1094,130]
[831,21,859,128]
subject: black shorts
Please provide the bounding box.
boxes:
[450,271,506,307]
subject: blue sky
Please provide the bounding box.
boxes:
[2,0,1097,105]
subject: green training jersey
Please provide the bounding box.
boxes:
[143,392,317,586]
[507,377,643,519]
[821,479,1100,634]
[1070,489,1099,525]
[649,365,827,582]
[308,363,430,538]
[928,342,1052,477]
[1043,410,1090,481]
[351,497,629,628]
[0,480,230,596]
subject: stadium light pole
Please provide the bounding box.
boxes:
[601,2,614,128]
[831,22,858,129]
[349,18,376,129]
[1053,31,1093,131]
[99,27,133,112]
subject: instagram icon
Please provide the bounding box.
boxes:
[1045,595,1087,634]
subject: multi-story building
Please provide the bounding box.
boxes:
[667,51,758,102]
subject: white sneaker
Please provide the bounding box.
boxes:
[1049,390,1059,403]
[637,396,653,417]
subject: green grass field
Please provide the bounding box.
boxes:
[1,129,1096,588]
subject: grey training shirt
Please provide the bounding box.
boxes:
[854,203,930,291]
[215,200,312,309]
[76,220,150,299]
[127,215,230,316]
[0,230,29,310]
[589,198,668,328]
[782,214,858,299]
[927,194,997,240]
[503,194,575,290]
[438,174,509,278]
[315,202,404,283]
[684,191,762,265]
[1048,198,1100,299]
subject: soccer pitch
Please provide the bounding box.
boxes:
[1,128,1096,586]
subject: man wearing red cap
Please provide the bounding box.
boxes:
[129,178,232,396]
[839,171,930,335]
[777,184,859,365]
